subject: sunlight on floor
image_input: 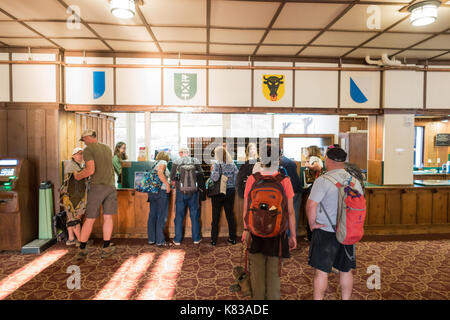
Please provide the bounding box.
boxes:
[136,249,185,300]
[94,252,156,300]
[0,249,68,300]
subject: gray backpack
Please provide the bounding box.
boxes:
[178,158,198,194]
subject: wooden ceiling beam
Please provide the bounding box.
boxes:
[135,5,162,53]
[253,1,286,56]
[54,0,114,51]
[296,0,360,56]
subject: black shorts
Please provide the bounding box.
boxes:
[308,229,356,273]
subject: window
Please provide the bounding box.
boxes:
[230,114,273,137]
[180,113,223,143]
[414,126,424,168]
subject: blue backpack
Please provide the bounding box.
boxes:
[135,161,162,194]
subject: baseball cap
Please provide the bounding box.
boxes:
[79,129,96,141]
[326,145,347,162]
[72,147,83,155]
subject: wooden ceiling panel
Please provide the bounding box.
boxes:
[346,47,401,59]
[90,24,152,41]
[273,3,347,29]
[211,29,264,44]
[66,0,142,25]
[390,7,450,32]
[0,37,56,47]
[314,31,377,47]
[211,0,278,28]
[52,38,110,50]
[434,52,450,60]
[0,0,68,19]
[299,46,352,57]
[140,0,206,26]
[107,40,158,52]
[159,42,206,54]
[413,35,450,50]
[264,30,319,45]
[209,44,256,55]
[152,27,206,42]
[331,4,407,31]
[26,21,95,38]
[0,11,12,20]
[397,50,448,60]
[0,21,40,37]
[365,33,432,48]
[257,45,303,56]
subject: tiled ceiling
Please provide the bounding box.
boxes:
[0,0,449,62]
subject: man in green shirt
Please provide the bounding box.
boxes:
[75,130,117,260]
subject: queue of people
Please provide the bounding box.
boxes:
[60,134,363,300]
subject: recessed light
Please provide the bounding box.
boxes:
[347,114,358,117]
[110,0,136,19]
[91,110,101,113]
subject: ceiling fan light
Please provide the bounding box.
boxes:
[110,0,136,19]
[408,1,440,26]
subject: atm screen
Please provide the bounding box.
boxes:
[0,168,15,177]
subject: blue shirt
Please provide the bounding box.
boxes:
[211,162,238,189]
[280,156,303,194]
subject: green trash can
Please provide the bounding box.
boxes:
[39,181,54,240]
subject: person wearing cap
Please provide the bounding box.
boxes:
[305,145,363,300]
[75,130,117,260]
[61,147,87,246]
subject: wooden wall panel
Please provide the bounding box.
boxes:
[432,190,448,224]
[7,109,27,158]
[417,190,432,224]
[46,109,59,208]
[368,192,385,225]
[27,109,46,185]
[385,191,401,224]
[0,109,7,157]
[401,191,417,224]
[339,117,368,133]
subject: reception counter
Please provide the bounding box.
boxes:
[91,183,450,239]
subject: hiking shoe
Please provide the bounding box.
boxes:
[75,248,89,261]
[156,242,173,248]
[227,238,237,245]
[148,241,155,245]
[171,240,181,246]
[194,239,202,245]
[66,239,77,246]
[101,245,116,258]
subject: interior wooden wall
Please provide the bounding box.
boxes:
[339,117,368,133]
[0,103,60,210]
[59,112,115,164]
[415,119,450,167]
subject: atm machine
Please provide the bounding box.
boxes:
[0,159,37,251]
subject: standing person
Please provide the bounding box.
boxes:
[306,145,362,300]
[210,146,238,246]
[280,151,303,239]
[170,147,204,245]
[147,151,172,247]
[112,142,127,186]
[236,143,258,199]
[241,140,297,300]
[303,145,324,241]
[61,147,88,246]
[75,130,117,260]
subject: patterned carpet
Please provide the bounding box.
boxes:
[0,236,449,300]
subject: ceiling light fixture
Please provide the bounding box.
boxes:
[110,0,136,19]
[408,0,441,27]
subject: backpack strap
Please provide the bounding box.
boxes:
[319,202,337,232]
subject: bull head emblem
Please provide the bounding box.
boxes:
[263,75,284,101]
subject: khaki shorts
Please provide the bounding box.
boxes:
[85,184,118,219]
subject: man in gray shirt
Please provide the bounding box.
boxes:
[306,146,363,300]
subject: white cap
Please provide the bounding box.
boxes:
[72,147,83,155]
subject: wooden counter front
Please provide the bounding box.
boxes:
[91,185,450,239]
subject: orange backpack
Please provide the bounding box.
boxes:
[245,172,289,238]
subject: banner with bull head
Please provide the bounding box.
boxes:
[262,74,285,102]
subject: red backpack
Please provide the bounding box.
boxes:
[245,172,289,238]
[320,174,366,245]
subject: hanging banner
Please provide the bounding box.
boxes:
[340,66,380,108]
[164,68,206,106]
[66,67,114,105]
